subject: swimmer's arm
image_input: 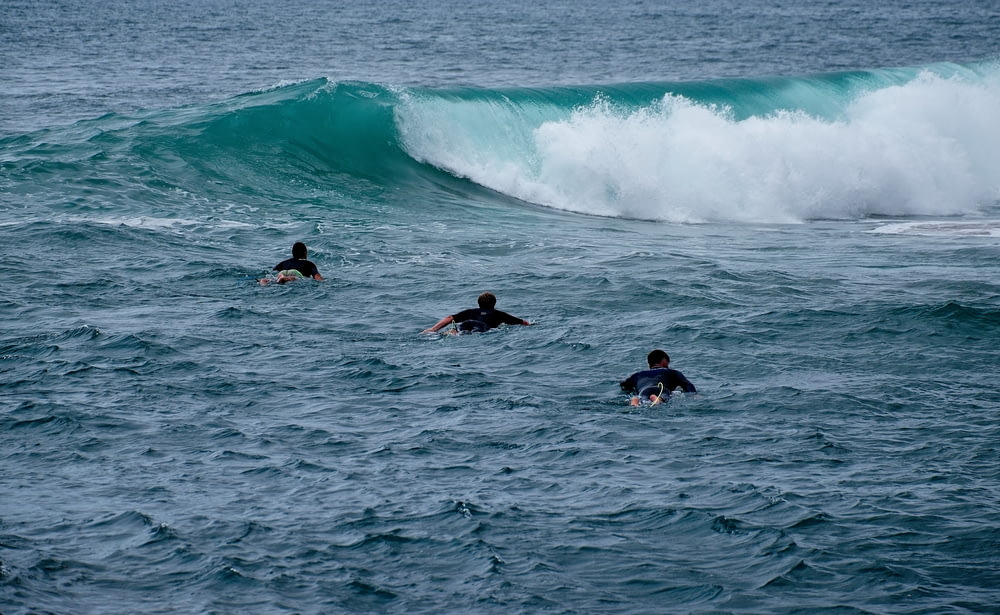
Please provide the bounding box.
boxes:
[423,315,454,333]
[675,373,697,394]
[503,313,531,326]
[619,374,636,392]
[312,273,324,281]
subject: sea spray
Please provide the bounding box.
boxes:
[397,62,1000,222]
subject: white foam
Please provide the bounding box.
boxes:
[399,71,1000,223]
[70,216,256,231]
[868,220,1000,237]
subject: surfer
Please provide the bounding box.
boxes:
[260,241,324,285]
[423,292,531,334]
[620,349,697,405]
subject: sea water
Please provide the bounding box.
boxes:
[2,1,999,613]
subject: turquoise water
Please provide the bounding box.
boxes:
[3,1,1000,613]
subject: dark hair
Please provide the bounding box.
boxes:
[647,349,670,367]
[292,242,308,259]
[477,292,497,309]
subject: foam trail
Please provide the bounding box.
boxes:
[869,221,1000,237]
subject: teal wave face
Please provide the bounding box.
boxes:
[136,79,423,200]
[1,79,467,213]
[193,81,408,183]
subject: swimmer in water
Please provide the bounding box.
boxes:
[620,349,697,405]
[260,241,324,285]
[423,292,531,334]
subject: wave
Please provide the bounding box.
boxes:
[5,60,1000,223]
[396,61,1000,222]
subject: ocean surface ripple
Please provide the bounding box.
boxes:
[3,1,1000,614]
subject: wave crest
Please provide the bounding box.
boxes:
[398,62,1000,222]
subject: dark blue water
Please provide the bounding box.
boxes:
[2,1,1000,613]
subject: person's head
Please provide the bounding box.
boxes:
[477,292,497,309]
[292,242,308,259]
[647,349,670,368]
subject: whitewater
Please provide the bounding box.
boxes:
[2,1,999,614]
[395,64,1000,223]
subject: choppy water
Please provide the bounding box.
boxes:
[2,1,1000,613]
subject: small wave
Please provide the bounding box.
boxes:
[887,301,1000,331]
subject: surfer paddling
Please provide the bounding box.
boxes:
[423,292,531,334]
[620,349,697,405]
[260,241,324,285]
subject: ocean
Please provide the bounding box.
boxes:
[2,1,1000,613]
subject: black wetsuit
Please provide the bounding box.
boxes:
[273,258,320,278]
[620,367,697,399]
[451,307,524,333]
